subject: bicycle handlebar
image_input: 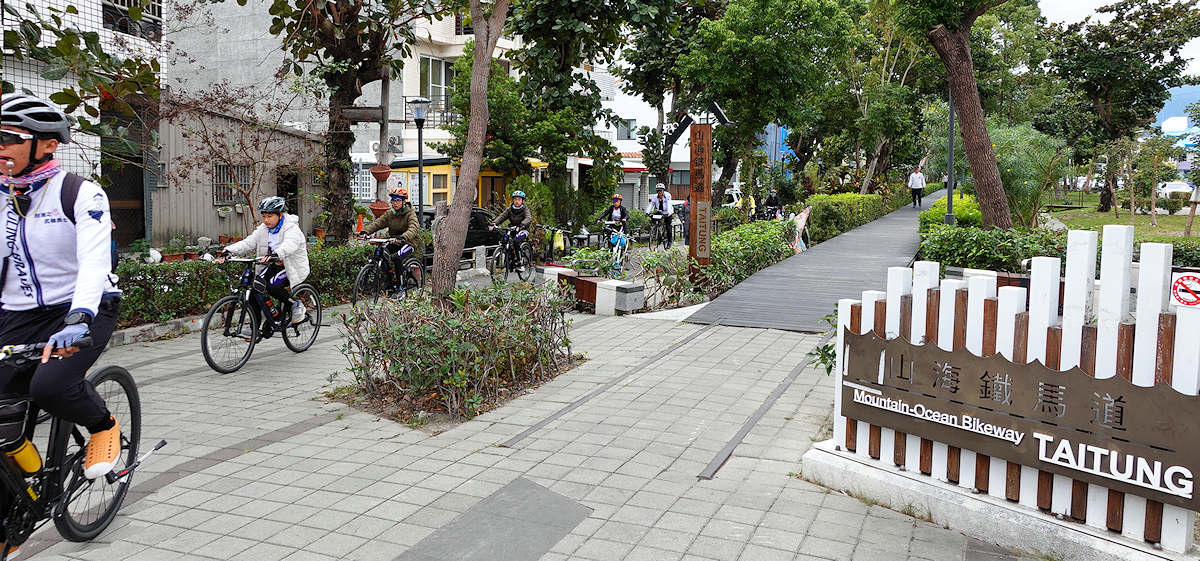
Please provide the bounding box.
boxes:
[0,337,93,365]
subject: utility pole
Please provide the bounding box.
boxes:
[376,71,391,201]
[945,85,957,226]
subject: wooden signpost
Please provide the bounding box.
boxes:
[688,123,713,270]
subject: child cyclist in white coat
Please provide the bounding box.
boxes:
[218,196,310,337]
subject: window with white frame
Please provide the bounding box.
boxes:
[213,164,252,205]
[419,56,455,108]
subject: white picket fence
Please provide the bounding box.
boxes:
[832,225,1200,553]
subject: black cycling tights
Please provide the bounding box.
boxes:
[0,296,119,434]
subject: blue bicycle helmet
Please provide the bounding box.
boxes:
[512,190,527,199]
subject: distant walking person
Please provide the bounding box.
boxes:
[908,166,927,208]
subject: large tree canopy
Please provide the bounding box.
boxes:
[1049,0,1200,141]
[676,0,853,198]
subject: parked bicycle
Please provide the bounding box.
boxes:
[647,212,671,251]
[200,257,322,373]
[542,226,570,262]
[0,343,162,559]
[351,238,425,309]
[492,226,534,282]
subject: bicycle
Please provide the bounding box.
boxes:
[0,342,163,559]
[602,221,637,278]
[542,226,570,262]
[351,238,425,309]
[491,226,534,282]
[200,257,323,374]
[648,212,672,251]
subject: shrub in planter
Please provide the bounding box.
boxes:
[805,193,887,243]
[640,249,705,309]
[918,226,1066,273]
[918,194,983,233]
[338,283,574,416]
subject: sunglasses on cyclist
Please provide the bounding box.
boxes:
[0,131,36,146]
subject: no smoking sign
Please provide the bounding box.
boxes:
[1172,273,1200,308]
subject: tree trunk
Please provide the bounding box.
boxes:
[1126,166,1136,226]
[429,0,511,297]
[928,25,1012,229]
[323,88,359,244]
[858,139,886,194]
[712,148,738,206]
[1082,158,1095,193]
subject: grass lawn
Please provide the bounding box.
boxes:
[1056,205,1199,238]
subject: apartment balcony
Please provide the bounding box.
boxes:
[403,96,459,129]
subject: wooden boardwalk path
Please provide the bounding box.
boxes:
[687,191,945,332]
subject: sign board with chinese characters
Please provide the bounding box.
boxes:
[688,124,712,267]
[840,330,1200,510]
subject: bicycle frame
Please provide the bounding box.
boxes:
[364,239,415,290]
[222,258,284,337]
[0,400,77,550]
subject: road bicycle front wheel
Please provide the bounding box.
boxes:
[351,263,387,310]
[516,244,535,282]
[283,284,322,353]
[52,366,141,542]
[492,246,508,279]
[201,295,258,373]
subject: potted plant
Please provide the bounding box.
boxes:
[216,206,233,219]
[313,211,330,241]
[218,234,231,244]
[160,236,187,262]
[234,203,246,214]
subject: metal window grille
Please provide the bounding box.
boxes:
[102,0,163,41]
[212,164,251,205]
[351,166,376,202]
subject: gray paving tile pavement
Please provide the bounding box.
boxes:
[21,314,1029,561]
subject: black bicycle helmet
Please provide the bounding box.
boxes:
[1,93,71,143]
[258,196,287,214]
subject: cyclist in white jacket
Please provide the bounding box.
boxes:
[0,94,123,498]
[220,197,310,337]
[645,183,674,247]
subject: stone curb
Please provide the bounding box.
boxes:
[109,314,206,347]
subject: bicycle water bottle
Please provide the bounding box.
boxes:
[4,439,41,475]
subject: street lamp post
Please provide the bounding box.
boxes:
[945,85,957,226]
[410,97,431,224]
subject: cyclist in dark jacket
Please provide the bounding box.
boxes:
[491,190,533,231]
[597,194,630,231]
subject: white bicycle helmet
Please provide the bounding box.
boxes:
[1,93,71,143]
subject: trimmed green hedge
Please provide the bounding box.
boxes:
[116,244,373,329]
[919,228,1200,273]
[702,219,797,294]
[804,193,888,243]
[919,194,983,233]
[918,226,1066,273]
[1138,236,1200,268]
